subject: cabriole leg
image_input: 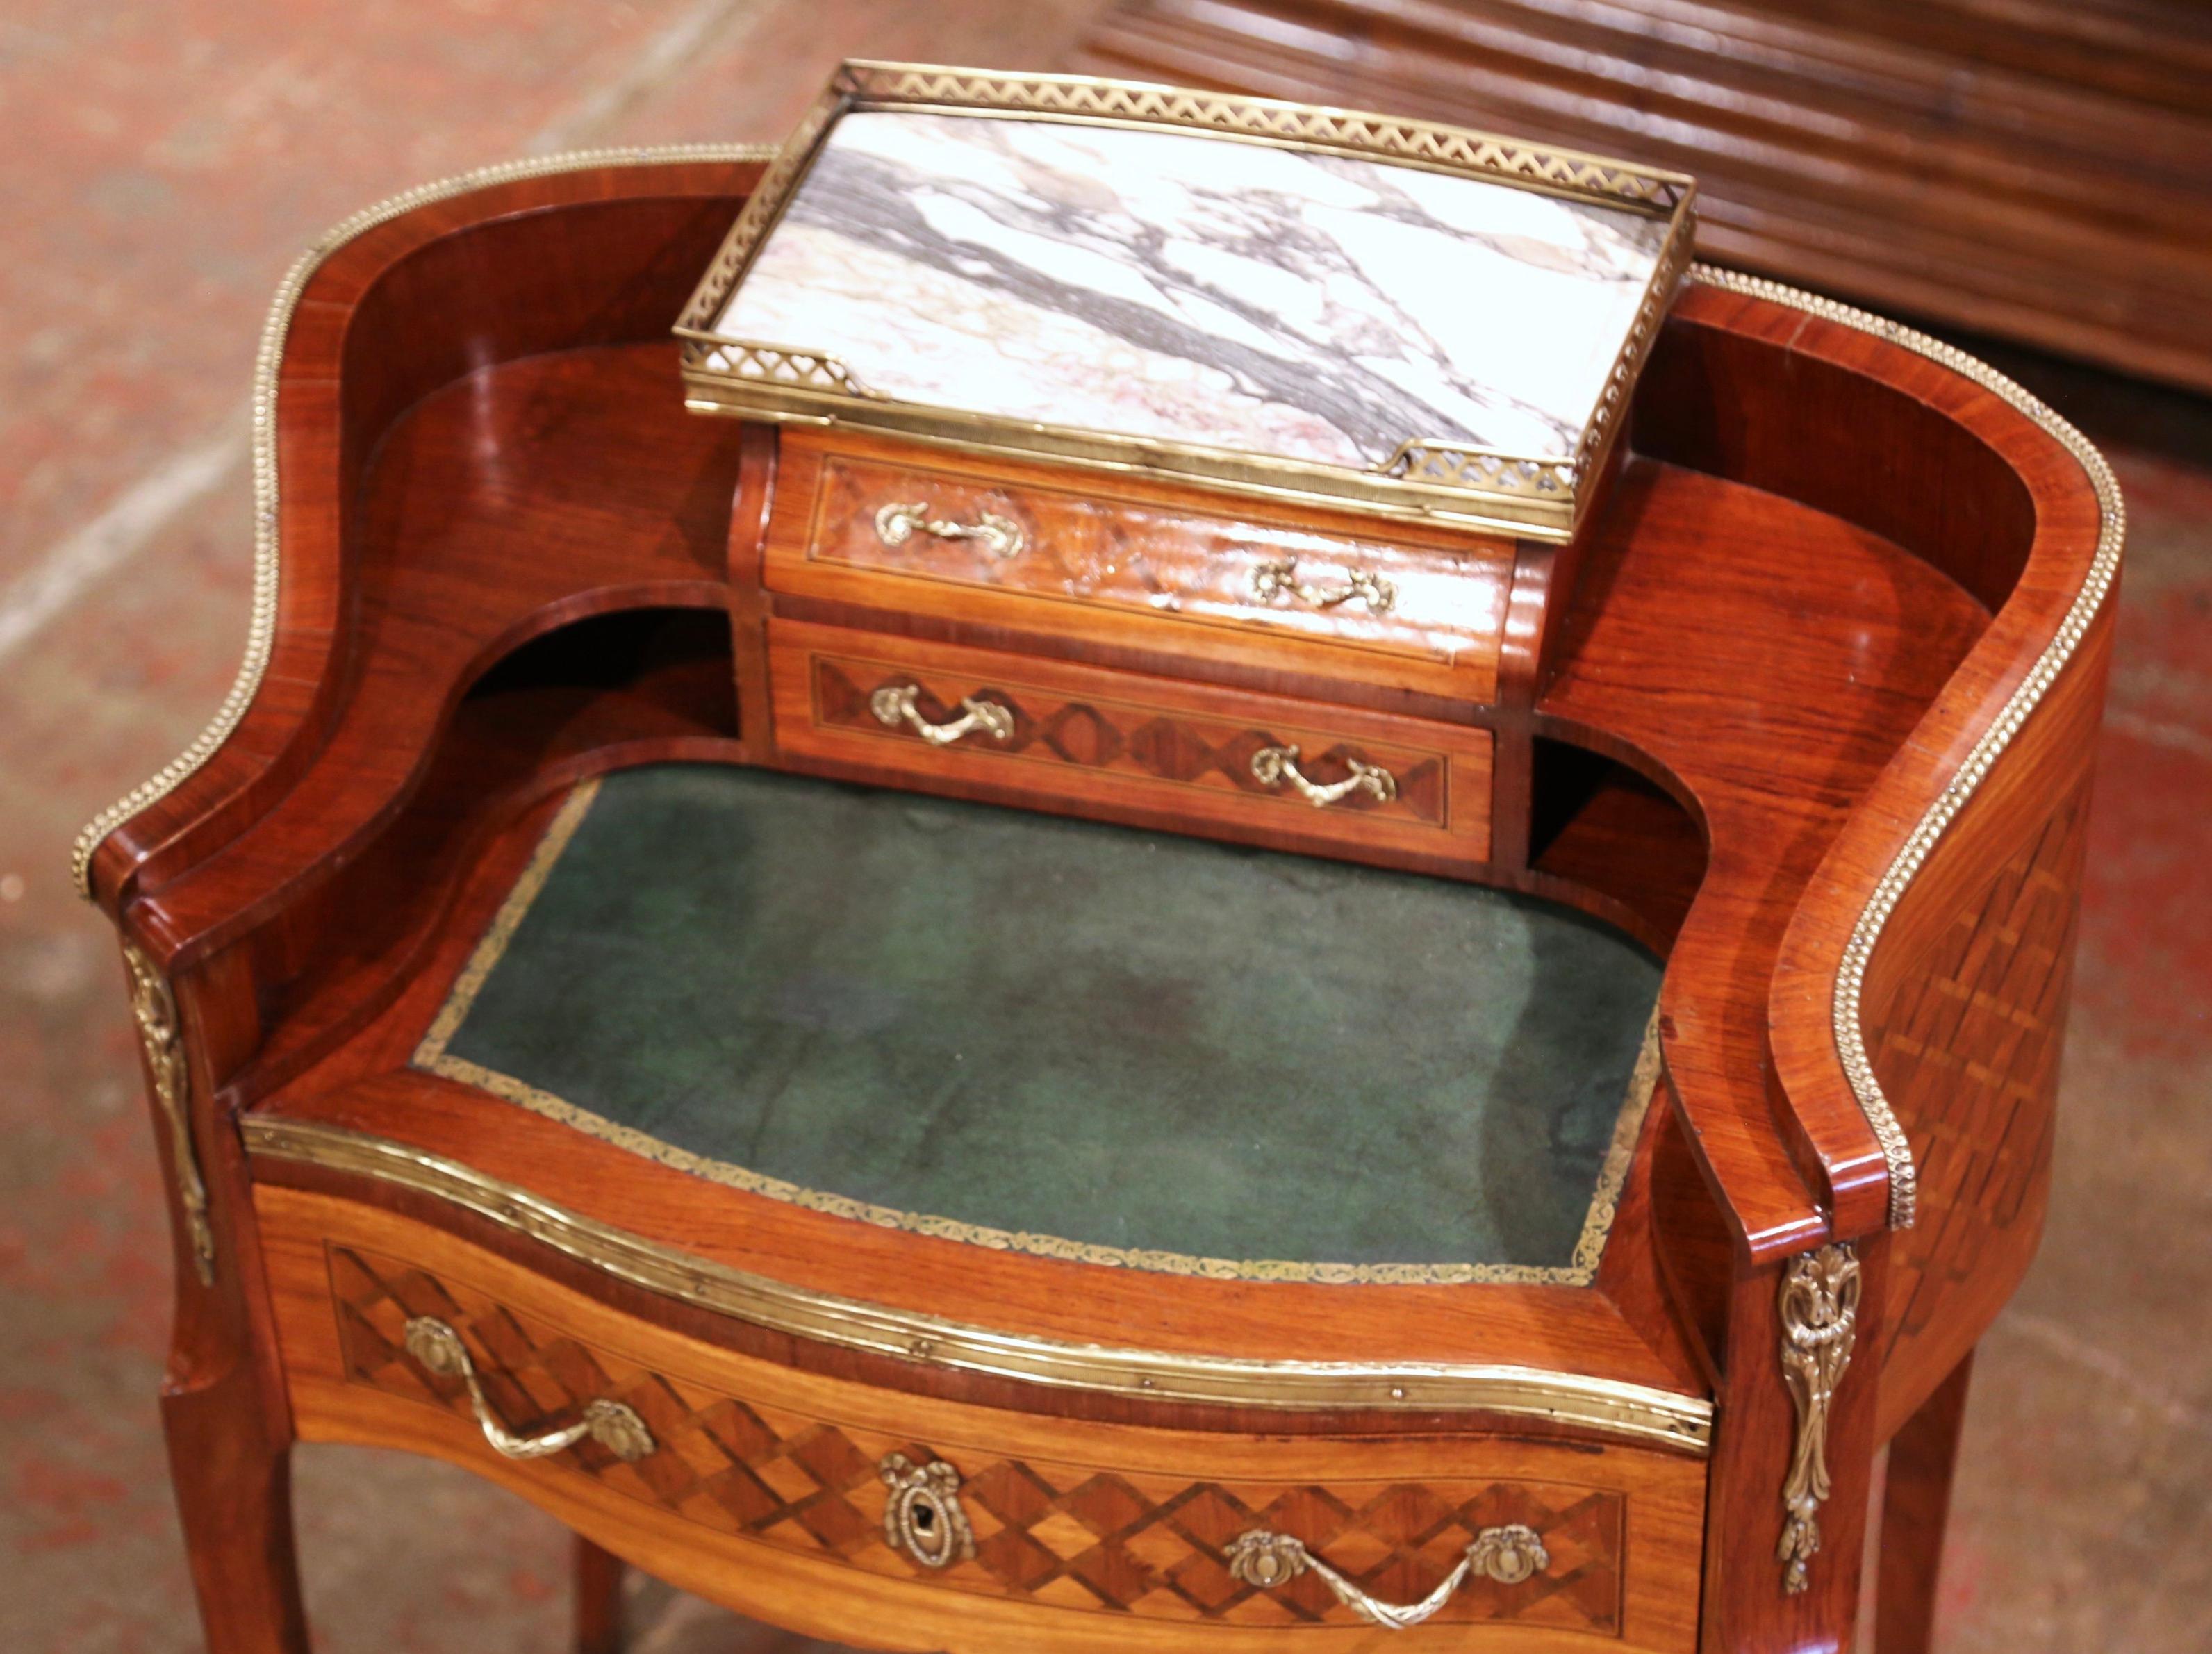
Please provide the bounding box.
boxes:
[576,1534,627,1654]
[1876,1349,1975,1654]
[162,1368,311,1654]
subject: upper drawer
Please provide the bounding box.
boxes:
[762,437,1513,702]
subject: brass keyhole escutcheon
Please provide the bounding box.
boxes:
[880,1452,975,1569]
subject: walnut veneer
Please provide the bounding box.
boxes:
[88,151,2117,1654]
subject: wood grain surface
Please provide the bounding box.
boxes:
[81,155,2115,1654]
[264,1184,1706,1653]
[1073,0,2212,395]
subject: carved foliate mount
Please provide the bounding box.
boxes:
[122,941,215,1284]
[1776,1243,1861,1594]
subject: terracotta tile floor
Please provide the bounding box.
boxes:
[1,5,2206,1650]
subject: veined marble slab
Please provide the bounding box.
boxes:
[715,110,1669,470]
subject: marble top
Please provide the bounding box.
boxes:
[714,110,1670,470]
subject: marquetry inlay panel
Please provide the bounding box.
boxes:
[329,1244,1623,1630]
[809,656,1451,825]
[796,453,1511,675]
[1867,782,2091,1366]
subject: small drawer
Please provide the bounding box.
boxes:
[768,618,1492,866]
[763,438,1513,703]
[274,1205,1697,1648]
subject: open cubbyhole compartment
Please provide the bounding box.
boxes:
[1528,736,1707,953]
[242,604,741,1095]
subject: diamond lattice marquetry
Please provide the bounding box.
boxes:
[331,1246,1625,1629]
[1868,782,2092,1367]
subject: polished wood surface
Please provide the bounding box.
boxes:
[87,154,2115,1654]
[770,618,1496,863]
[773,429,1514,702]
[264,1186,1708,1652]
[1876,1350,1976,1654]
[1075,0,2212,394]
[574,1537,627,1654]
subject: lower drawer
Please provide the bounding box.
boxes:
[262,1186,1702,1652]
[767,618,1493,866]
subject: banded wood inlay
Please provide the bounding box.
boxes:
[329,1243,1625,1630]
[811,655,1451,826]
[802,453,1510,672]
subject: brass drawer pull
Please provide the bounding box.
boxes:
[880,1453,975,1568]
[402,1317,655,1464]
[870,683,1014,747]
[1251,556,1396,613]
[875,499,1025,560]
[1250,744,1398,808]
[1227,1525,1549,1630]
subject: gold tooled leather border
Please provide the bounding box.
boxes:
[411,775,1663,1289]
[240,1110,1711,1448]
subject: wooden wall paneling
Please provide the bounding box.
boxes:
[1072,0,2212,392]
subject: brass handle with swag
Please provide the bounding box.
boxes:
[1250,744,1398,808]
[1226,1525,1550,1631]
[402,1317,655,1464]
[875,499,1025,561]
[1251,556,1396,613]
[870,683,1015,747]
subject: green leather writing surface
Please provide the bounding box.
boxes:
[419,765,1662,1282]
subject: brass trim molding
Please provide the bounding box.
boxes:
[122,942,215,1284]
[65,139,2123,1246]
[68,142,778,902]
[1690,266,2127,1229]
[674,61,1697,536]
[240,1112,1713,1449]
[1775,1242,1861,1594]
[408,777,1663,1291]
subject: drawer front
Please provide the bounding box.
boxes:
[765,443,1511,702]
[327,1239,1639,1637]
[768,619,1491,865]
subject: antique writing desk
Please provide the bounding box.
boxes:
[84,67,2120,1654]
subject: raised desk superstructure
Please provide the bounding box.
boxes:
[83,140,2118,1654]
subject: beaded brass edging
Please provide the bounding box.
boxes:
[68,146,2120,1240]
[67,143,778,901]
[1690,266,2127,1230]
[675,62,1697,536]
[241,1114,1713,1450]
